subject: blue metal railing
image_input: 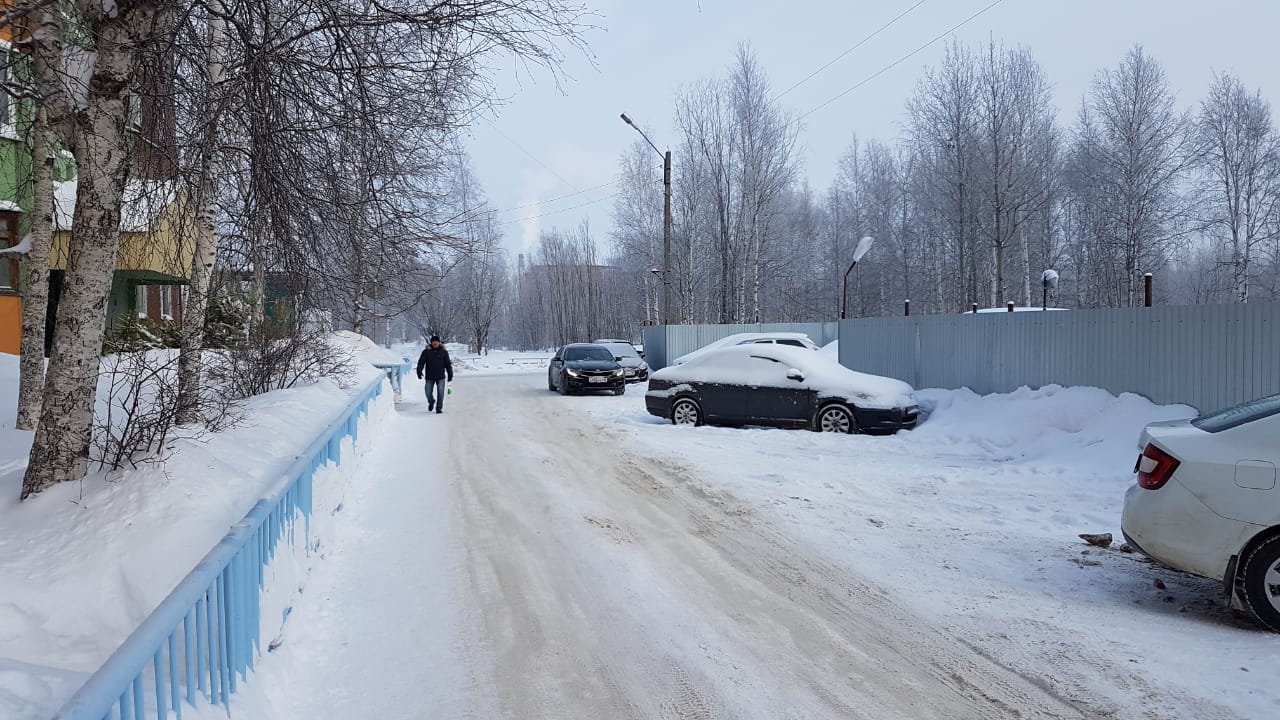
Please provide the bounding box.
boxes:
[372,357,412,397]
[52,374,386,720]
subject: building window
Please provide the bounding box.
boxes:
[0,213,17,291]
[136,285,148,319]
[159,286,172,319]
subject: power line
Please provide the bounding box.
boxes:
[484,120,583,193]
[492,180,621,215]
[499,192,621,227]
[776,0,928,100]
[798,0,1006,121]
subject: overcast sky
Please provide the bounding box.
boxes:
[464,0,1280,261]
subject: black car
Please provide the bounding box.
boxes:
[645,344,918,434]
[548,343,628,395]
[597,341,650,383]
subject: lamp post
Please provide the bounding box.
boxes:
[622,112,672,325]
[840,236,875,320]
[1041,269,1059,310]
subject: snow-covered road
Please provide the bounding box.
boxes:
[448,377,1087,719]
[229,372,1275,719]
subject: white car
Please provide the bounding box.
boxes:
[671,332,820,366]
[1121,393,1280,630]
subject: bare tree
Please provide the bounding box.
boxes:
[1067,46,1193,308]
[1196,72,1280,302]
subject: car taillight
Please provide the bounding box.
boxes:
[1136,443,1180,490]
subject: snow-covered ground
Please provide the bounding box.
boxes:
[0,346,389,720]
[451,348,553,375]
[7,345,1277,719]
[562,379,1277,718]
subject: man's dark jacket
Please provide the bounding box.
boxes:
[417,346,453,382]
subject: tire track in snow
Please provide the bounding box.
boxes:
[449,377,1096,719]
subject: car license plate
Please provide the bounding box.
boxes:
[589,376,607,383]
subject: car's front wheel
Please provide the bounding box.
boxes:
[548,373,557,392]
[671,398,702,427]
[1239,533,1280,632]
[815,404,856,434]
[557,376,570,395]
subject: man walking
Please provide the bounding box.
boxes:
[416,335,454,414]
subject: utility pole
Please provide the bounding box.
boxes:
[622,112,673,324]
[662,150,672,326]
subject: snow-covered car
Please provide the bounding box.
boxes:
[600,341,649,383]
[645,344,917,434]
[670,332,820,366]
[1121,393,1280,630]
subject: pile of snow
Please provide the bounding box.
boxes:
[912,384,1195,467]
[819,340,838,360]
[332,330,406,366]
[0,357,388,719]
[653,344,913,409]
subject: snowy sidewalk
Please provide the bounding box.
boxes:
[219,398,486,719]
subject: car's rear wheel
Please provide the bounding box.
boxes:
[671,398,702,427]
[816,404,856,434]
[1239,532,1280,632]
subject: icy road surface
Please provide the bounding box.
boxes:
[241,373,1274,720]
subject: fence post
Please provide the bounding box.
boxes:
[1144,273,1153,307]
[904,299,910,317]
[1006,301,1015,312]
[971,302,978,314]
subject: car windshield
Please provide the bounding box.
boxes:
[1192,393,1280,433]
[606,343,638,358]
[564,346,614,362]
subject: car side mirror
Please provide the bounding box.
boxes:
[553,356,562,362]
[614,356,623,362]
[786,369,805,382]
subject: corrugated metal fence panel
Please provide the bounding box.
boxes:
[641,325,668,370]
[839,303,1280,413]
[644,322,838,369]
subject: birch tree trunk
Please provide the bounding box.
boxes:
[21,10,150,499]
[14,8,62,431]
[177,3,225,425]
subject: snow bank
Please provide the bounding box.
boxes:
[332,330,406,366]
[912,384,1195,468]
[0,360,388,720]
[819,340,838,360]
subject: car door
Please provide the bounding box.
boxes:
[688,354,750,423]
[550,347,566,387]
[745,354,816,427]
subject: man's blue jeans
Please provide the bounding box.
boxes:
[425,378,447,410]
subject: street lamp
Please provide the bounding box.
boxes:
[622,112,673,326]
[1041,269,1059,310]
[840,236,875,320]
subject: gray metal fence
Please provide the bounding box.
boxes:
[642,322,838,369]
[838,303,1280,413]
